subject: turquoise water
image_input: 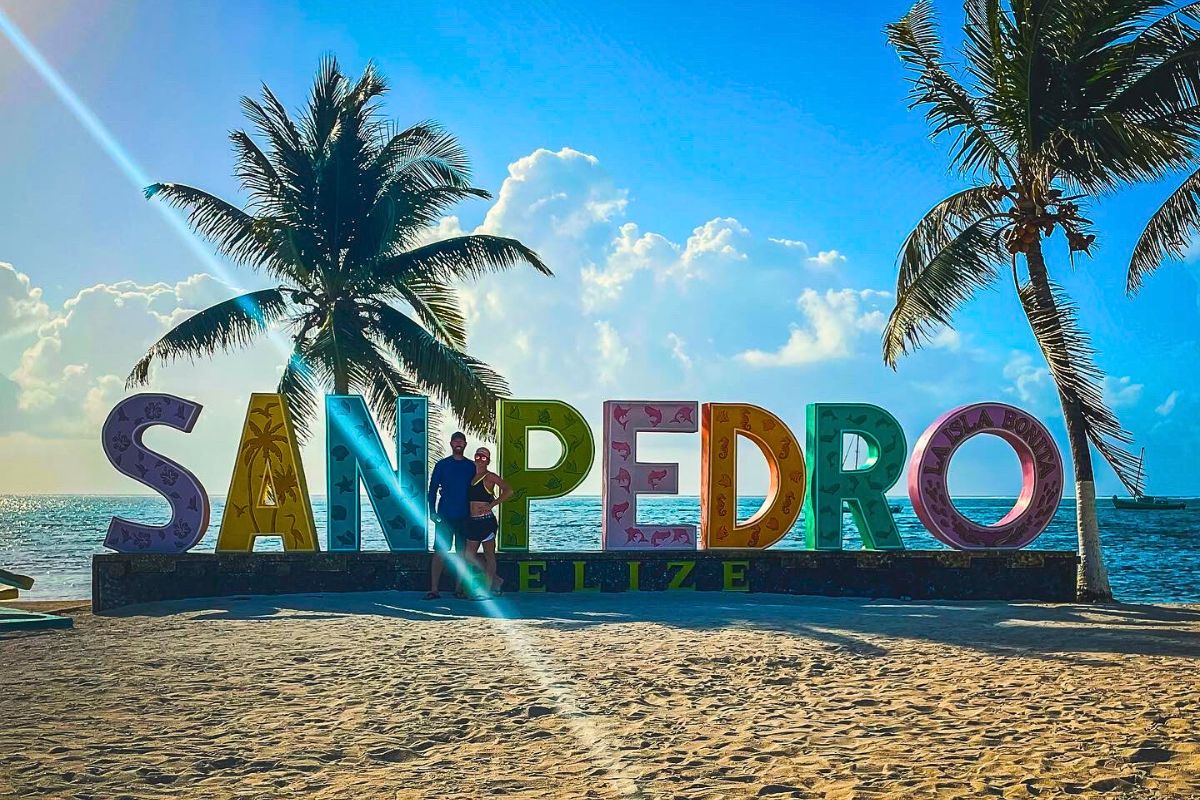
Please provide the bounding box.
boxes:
[1,495,1198,602]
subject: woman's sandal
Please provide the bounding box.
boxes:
[491,577,505,597]
[422,591,440,600]
[454,589,468,600]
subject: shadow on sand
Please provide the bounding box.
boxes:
[107,590,1200,665]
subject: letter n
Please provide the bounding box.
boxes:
[325,394,428,551]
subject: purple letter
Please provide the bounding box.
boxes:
[102,393,210,553]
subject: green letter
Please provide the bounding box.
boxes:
[667,560,696,591]
[497,399,595,551]
[723,560,749,591]
[804,403,906,550]
[573,561,599,592]
[519,560,546,592]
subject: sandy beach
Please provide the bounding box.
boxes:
[2,593,1199,800]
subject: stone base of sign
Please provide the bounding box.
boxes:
[92,550,1078,612]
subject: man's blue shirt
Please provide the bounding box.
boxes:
[427,456,475,520]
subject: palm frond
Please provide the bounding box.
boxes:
[378,234,550,286]
[884,206,1007,366]
[128,288,290,387]
[368,302,509,438]
[898,185,1003,286]
[1018,279,1143,493]
[277,341,320,442]
[390,280,469,349]
[373,121,474,189]
[1128,163,1200,292]
[886,0,1013,175]
[143,183,264,265]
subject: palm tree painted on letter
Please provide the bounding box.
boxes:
[884,1,1200,600]
[128,57,549,442]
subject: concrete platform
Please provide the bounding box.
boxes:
[92,549,1078,612]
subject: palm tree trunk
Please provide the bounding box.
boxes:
[1023,241,1113,602]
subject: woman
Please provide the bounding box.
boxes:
[461,446,513,599]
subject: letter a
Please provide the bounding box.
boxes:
[217,393,318,552]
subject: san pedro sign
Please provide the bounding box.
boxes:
[100,393,1064,555]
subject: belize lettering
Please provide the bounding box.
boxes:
[100,393,1064,556]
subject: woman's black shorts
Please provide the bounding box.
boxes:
[465,514,498,542]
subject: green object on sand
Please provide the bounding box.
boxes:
[0,606,74,631]
[0,568,35,591]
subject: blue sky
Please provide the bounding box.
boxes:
[1,0,1197,498]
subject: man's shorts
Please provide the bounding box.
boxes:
[433,517,467,553]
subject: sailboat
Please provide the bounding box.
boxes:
[841,435,903,515]
[1112,449,1186,510]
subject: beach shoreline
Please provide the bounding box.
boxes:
[2,592,1199,799]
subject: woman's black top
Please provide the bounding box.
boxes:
[468,475,494,503]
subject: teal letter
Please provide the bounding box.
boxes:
[325,395,428,551]
[804,403,906,550]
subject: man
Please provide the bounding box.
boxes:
[425,431,476,599]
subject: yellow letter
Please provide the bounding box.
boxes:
[519,560,546,592]
[573,561,599,592]
[723,560,750,591]
[627,561,640,591]
[701,403,806,549]
[667,560,695,591]
[217,393,317,552]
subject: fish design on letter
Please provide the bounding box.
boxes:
[612,441,632,461]
[647,469,668,489]
[645,405,663,427]
[625,526,647,543]
[672,406,694,425]
[613,467,631,492]
[650,529,672,547]
[612,501,630,522]
[613,404,631,429]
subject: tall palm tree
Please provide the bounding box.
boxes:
[128,57,550,440]
[883,1,1200,600]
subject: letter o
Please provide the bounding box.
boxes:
[908,402,1063,550]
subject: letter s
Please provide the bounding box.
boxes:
[102,393,210,553]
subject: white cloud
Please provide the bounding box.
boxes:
[677,217,748,269]
[594,320,628,384]
[479,147,628,240]
[581,222,679,309]
[580,217,750,308]
[738,288,890,367]
[0,262,50,341]
[768,237,808,251]
[806,249,847,268]
[411,215,467,248]
[5,272,274,437]
[666,332,692,370]
[928,326,961,351]
[1156,390,1180,416]
[1003,352,1052,403]
[1104,375,1143,409]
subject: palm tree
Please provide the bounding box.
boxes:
[128,57,550,441]
[883,1,1200,601]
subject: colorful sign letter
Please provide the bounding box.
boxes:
[101,393,210,553]
[497,399,594,551]
[602,401,699,550]
[804,403,906,550]
[215,394,318,552]
[909,402,1063,549]
[325,395,428,551]
[700,403,806,549]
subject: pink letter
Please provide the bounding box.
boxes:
[602,401,698,550]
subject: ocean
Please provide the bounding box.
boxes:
[2,495,1198,602]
